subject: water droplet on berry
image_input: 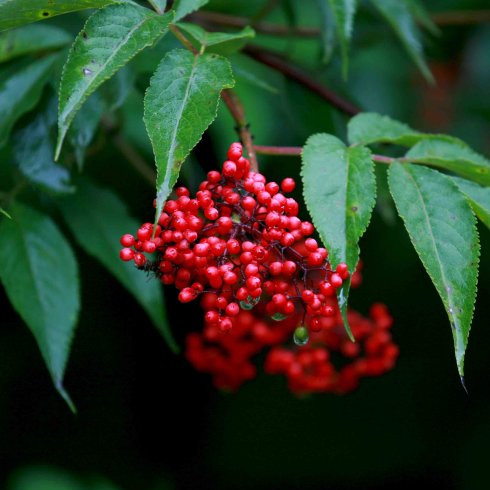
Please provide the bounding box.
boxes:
[293,326,309,346]
[82,67,92,76]
[271,312,287,321]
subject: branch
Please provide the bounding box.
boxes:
[430,10,490,26]
[254,145,401,165]
[221,90,259,172]
[243,45,360,117]
[169,24,199,55]
[190,11,320,37]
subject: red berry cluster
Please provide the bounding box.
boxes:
[186,291,398,393]
[119,142,398,395]
[120,142,349,335]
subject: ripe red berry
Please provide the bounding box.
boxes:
[119,248,134,261]
[281,178,296,193]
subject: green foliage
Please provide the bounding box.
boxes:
[0,0,130,32]
[0,53,59,147]
[369,0,433,82]
[327,0,357,78]
[0,202,80,410]
[348,112,424,146]
[55,5,174,159]
[143,48,234,221]
[452,177,490,230]
[177,23,255,55]
[12,98,74,194]
[59,179,179,353]
[173,0,209,21]
[0,24,71,62]
[388,163,479,376]
[301,134,376,339]
[405,138,490,186]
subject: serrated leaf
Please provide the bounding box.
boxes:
[12,99,74,194]
[55,5,174,159]
[348,112,467,147]
[0,0,134,32]
[405,138,490,186]
[177,23,255,55]
[173,0,208,21]
[0,202,80,410]
[388,162,479,376]
[0,24,71,63]
[301,134,376,340]
[370,0,433,82]
[327,0,357,78]
[232,64,279,94]
[0,53,59,147]
[144,48,234,220]
[452,176,490,230]
[59,179,179,353]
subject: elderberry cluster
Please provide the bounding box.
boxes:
[120,142,349,336]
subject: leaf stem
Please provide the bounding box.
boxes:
[243,45,360,116]
[221,90,259,172]
[169,24,199,55]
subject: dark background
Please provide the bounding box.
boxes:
[1,0,490,489]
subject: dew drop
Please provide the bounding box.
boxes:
[449,307,454,314]
[293,325,309,346]
[82,67,93,76]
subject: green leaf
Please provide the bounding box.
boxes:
[68,91,104,170]
[55,5,174,159]
[173,0,208,21]
[0,202,80,410]
[0,24,71,63]
[0,53,59,147]
[148,0,167,14]
[452,176,490,230]
[301,134,376,340]
[0,0,133,32]
[370,0,433,82]
[12,97,74,194]
[59,179,179,353]
[143,48,234,220]
[176,23,255,55]
[388,162,479,377]
[405,138,490,186]
[348,112,424,146]
[0,207,11,219]
[316,0,336,64]
[408,0,439,36]
[327,0,357,78]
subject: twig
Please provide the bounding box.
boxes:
[113,133,156,186]
[243,45,360,117]
[169,24,199,55]
[431,10,490,26]
[254,145,302,156]
[192,9,490,35]
[221,90,259,172]
[190,11,320,37]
